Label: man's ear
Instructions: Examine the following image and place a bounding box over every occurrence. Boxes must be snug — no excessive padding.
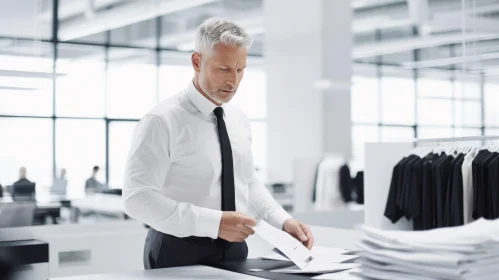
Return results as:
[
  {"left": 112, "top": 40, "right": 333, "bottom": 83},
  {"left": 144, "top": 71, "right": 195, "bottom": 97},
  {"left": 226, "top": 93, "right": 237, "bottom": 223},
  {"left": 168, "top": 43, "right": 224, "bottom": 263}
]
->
[{"left": 192, "top": 52, "right": 201, "bottom": 73}]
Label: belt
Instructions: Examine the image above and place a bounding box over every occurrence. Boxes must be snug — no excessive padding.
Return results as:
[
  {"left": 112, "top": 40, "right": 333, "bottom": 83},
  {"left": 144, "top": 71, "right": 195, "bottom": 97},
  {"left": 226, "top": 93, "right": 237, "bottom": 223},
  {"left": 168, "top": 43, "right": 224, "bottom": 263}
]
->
[{"left": 181, "top": 236, "right": 233, "bottom": 248}]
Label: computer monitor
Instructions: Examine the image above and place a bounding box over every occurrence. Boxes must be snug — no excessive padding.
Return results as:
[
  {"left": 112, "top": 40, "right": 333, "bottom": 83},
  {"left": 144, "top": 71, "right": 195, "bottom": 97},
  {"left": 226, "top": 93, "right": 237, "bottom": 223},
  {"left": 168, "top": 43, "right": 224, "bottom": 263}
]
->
[
  {"left": 12, "top": 182, "right": 36, "bottom": 199},
  {"left": 51, "top": 179, "right": 67, "bottom": 195}
]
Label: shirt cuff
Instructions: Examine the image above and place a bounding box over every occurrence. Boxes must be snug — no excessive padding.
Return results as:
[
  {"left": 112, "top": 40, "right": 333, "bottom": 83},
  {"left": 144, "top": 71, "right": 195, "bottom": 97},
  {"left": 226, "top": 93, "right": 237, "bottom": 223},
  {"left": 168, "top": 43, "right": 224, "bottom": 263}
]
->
[
  {"left": 195, "top": 207, "right": 223, "bottom": 239},
  {"left": 266, "top": 210, "right": 293, "bottom": 231}
]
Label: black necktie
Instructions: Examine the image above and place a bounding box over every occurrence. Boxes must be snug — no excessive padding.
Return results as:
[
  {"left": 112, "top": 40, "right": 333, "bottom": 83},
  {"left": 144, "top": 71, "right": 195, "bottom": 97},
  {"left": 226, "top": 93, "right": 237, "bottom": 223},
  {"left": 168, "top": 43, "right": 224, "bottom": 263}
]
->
[{"left": 213, "top": 107, "right": 236, "bottom": 211}]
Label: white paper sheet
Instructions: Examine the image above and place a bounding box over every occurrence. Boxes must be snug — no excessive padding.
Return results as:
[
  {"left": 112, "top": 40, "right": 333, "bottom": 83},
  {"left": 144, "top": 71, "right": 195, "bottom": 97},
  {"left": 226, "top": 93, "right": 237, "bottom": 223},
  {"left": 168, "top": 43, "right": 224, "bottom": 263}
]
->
[
  {"left": 269, "top": 262, "right": 359, "bottom": 274},
  {"left": 253, "top": 220, "right": 315, "bottom": 269},
  {"left": 260, "top": 252, "right": 357, "bottom": 263}
]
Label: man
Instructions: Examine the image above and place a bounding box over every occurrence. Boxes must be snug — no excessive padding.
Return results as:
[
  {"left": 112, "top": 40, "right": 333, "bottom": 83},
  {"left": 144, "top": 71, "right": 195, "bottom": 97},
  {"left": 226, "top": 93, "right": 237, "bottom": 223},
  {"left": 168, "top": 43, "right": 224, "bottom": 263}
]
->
[
  {"left": 85, "top": 166, "right": 104, "bottom": 194},
  {"left": 13, "top": 167, "right": 32, "bottom": 186},
  {"left": 59, "top": 168, "right": 67, "bottom": 180},
  {"left": 123, "top": 18, "right": 314, "bottom": 270}
]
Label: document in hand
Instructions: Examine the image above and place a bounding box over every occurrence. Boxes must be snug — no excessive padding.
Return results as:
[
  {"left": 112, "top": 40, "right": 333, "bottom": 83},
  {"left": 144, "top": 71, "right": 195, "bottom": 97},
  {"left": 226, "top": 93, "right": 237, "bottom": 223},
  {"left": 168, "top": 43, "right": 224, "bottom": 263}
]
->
[
  {"left": 260, "top": 247, "right": 357, "bottom": 263},
  {"left": 253, "top": 220, "right": 360, "bottom": 274},
  {"left": 253, "top": 220, "right": 315, "bottom": 269}
]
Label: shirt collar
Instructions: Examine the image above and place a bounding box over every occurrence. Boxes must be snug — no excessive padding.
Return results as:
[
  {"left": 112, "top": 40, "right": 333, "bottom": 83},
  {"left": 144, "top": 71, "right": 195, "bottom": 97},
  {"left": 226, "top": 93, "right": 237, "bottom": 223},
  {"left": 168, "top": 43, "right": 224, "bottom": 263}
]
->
[{"left": 186, "top": 80, "right": 225, "bottom": 117}]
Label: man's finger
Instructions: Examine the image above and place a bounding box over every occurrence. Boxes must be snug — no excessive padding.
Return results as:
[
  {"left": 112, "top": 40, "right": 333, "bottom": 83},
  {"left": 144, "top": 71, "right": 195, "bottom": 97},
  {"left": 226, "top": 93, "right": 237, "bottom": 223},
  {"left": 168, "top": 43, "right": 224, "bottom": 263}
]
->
[
  {"left": 240, "top": 224, "right": 255, "bottom": 235},
  {"left": 242, "top": 216, "right": 257, "bottom": 227},
  {"left": 294, "top": 224, "right": 308, "bottom": 241},
  {"left": 304, "top": 237, "right": 314, "bottom": 250},
  {"left": 301, "top": 224, "right": 313, "bottom": 239}
]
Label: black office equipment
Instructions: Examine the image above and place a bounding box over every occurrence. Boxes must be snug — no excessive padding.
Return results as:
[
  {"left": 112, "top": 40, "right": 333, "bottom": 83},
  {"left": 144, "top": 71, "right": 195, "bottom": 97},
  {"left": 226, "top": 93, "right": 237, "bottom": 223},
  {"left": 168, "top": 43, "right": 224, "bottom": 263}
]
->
[{"left": 12, "top": 182, "right": 36, "bottom": 200}]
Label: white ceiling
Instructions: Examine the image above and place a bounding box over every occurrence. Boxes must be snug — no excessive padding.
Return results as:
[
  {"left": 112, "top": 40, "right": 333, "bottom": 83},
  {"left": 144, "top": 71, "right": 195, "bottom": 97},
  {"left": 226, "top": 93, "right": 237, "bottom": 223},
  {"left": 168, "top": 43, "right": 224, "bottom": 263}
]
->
[{"left": 2, "top": 0, "right": 499, "bottom": 75}]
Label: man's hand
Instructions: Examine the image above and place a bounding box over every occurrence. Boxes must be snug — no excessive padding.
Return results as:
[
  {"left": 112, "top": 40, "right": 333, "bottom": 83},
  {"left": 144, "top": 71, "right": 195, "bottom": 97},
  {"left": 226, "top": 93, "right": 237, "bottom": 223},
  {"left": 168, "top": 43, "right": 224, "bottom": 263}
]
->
[
  {"left": 283, "top": 218, "right": 314, "bottom": 250},
  {"left": 218, "top": 212, "right": 257, "bottom": 242}
]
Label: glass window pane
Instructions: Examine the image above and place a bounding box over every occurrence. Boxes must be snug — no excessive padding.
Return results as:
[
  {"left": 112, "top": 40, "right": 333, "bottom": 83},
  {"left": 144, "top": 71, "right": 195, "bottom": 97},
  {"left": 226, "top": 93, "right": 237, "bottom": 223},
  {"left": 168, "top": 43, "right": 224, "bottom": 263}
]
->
[
  {"left": 455, "top": 81, "right": 481, "bottom": 99},
  {"left": 485, "top": 129, "right": 499, "bottom": 136},
  {"left": 352, "top": 125, "right": 379, "bottom": 166},
  {"left": 56, "top": 119, "right": 106, "bottom": 196},
  {"left": 107, "top": 49, "right": 157, "bottom": 119},
  {"left": 484, "top": 83, "right": 499, "bottom": 126},
  {"left": 351, "top": 76, "right": 379, "bottom": 124},
  {"left": 381, "top": 77, "right": 415, "bottom": 125},
  {"left": 454, "top": 100, "right": 482, "bottom": 127},
  {"left": 231, "top": 70, "right": 267, "bottom": 119},
  {"left": 381, "top": 126, "right": 414, "bottom": 142},
  {"left": 0, "top": 46, "right": 54, "bottom": 116},
  {"left": 0, "top": 0, "right": 52, "bottom": 39},
  {"left": 250, "top": 122, "right": 267, "bottom": 171},
  {"left": 454, "top": 128, "right": 482, "bottom": 137},
  {"left": 418, "top": 99, "right": 452, "bottom": 125},
  {"left": 56, "top": 44, "right": 105, "bottom": 117},
  {"left": 0, "top": 118, "right": 53, "bottom": 189},
  {"left": 111, "top": 18, "right": 156, "bottom": 48},
  {"left": 109, "top": 121, "right": 138, "bottom": 189},
  {"left": 417, "top": 127, "right": 453, "bottom": 139},
  {"left": 418, "top": 78, "right": 452, "bottom": 98},
  {"left": 158, "top": 64, "right": 192, "bottom": 102}
]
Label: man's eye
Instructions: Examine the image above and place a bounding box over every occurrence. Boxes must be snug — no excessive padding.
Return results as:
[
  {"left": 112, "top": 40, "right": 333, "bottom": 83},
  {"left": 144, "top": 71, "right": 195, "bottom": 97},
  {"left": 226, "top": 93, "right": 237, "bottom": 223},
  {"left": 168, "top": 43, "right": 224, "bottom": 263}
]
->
[{"left": 220, "top": 68, "right": 229, "bottom": 72}]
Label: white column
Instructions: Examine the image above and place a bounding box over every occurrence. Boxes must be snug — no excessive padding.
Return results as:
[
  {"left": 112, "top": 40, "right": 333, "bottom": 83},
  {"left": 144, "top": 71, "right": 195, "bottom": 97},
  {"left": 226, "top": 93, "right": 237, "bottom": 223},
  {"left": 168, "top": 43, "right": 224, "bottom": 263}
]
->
[{"left": 265, "top": 0, "right": 352, "bottom": 182}]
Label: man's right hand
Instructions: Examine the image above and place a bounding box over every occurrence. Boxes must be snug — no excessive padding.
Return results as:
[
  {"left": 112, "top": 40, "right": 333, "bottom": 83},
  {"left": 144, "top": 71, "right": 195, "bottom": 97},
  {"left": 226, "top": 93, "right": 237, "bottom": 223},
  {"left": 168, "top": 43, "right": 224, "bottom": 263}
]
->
[{"left": 218, "top": 212, "right": 257, "bottom": 242}]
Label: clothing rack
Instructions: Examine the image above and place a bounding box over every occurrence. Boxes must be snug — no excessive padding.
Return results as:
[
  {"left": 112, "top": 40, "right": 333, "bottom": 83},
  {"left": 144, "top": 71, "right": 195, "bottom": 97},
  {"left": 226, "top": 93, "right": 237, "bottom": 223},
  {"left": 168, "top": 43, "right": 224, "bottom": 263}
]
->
[{"left": 414, "top": 135, "right": 499, "bottom": 147}]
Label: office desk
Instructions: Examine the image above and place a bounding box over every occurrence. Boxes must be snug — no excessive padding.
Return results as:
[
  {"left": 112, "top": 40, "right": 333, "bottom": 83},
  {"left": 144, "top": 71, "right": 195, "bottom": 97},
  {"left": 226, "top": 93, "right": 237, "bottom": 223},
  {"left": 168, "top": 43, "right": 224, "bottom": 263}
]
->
[
  {"left": 49, "top": 265, "right": 266, "bottom": 280},
  {"left": 70, "top": 194, "right": 126, "bottom": 222},
  {"left": 49, "top": 225, "right": 361, "bottom": 280}
]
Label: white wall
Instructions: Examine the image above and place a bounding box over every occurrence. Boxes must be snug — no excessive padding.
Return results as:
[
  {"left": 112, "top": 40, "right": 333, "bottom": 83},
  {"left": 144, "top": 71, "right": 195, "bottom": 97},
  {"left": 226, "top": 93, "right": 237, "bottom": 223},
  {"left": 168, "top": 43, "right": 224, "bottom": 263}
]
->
[{"left": 265, "top": 0, "right": 352, "bottom": 183}]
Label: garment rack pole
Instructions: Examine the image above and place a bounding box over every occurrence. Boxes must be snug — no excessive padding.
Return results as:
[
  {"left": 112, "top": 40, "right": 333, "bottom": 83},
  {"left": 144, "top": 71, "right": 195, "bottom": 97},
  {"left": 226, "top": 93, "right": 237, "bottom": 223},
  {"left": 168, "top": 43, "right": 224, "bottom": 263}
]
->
[{"left": 414, "top": 135, "right": 499, "bottom": 147}]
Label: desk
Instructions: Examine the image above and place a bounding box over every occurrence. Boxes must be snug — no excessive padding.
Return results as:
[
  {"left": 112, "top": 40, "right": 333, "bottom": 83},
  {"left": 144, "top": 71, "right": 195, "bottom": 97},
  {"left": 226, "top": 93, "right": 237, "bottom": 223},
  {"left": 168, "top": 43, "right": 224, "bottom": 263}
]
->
[
  {"left": 49, "top": 225, "right": 361, "bottom": 280},
  {"left": 70, "top": 194, "right": 126, "bottom": 222},
  {"left": 49, "top": 265, "right": 265, "bottom": 280}
]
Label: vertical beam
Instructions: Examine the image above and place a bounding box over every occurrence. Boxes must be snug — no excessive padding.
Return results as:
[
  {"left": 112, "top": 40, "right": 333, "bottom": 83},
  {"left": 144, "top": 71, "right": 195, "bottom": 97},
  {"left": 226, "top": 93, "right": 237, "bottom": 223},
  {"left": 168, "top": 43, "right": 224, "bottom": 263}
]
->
[
  {"left": 52, "top": 0, "right": 59, "bottom": 180},
  {"left": 105, "top": 31, "right": 111, "bottom": 184}
]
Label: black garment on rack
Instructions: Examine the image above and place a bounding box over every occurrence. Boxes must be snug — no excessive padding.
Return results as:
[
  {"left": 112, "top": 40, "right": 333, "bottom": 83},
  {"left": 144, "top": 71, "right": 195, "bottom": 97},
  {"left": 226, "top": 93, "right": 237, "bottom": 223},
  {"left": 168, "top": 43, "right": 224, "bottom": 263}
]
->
[
  {"left": 421, "top": 154, "right": 436, "bottom": 230},
  {"left": 339, "top": 164, "right": 352, "bottom": 203},
  {"left": 477, "top": 151, "right": 495, "bottom": 219},
  {"left": 384, "top": 155, "right": 416, "bottom": 223},
  {"left": 353, "top": 171, "right": 364, "bottom": 204},
  {"left": 489, "top": 155, "right": 499, "bottom": 218},
  {"left": 434, "top": 155, "right": 454, "bottom": 228},
  {"left": 399, "top": 156, "right": 421, "bottom": 220},
  {"left": 409, "top": 157, "right": 425, "bottom": 230},
  {"left": 444, "top": 154, "right": 465, "bottom": 227},
  {"left": 472, "top": 150, "right": 489, "bottom": 220}
]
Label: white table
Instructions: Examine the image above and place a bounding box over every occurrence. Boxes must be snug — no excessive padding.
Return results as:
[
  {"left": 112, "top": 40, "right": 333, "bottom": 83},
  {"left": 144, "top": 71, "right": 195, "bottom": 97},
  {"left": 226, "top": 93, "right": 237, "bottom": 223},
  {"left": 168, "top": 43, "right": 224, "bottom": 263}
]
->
[
  {"left": 48, "top": 265, "right": 266, "bottom": 280},
  {"left": 70, "top": 194, "right": 125, "bottom": 222},
  {"left": 49, "top": 225, "right": 361, "bottom": 280}
]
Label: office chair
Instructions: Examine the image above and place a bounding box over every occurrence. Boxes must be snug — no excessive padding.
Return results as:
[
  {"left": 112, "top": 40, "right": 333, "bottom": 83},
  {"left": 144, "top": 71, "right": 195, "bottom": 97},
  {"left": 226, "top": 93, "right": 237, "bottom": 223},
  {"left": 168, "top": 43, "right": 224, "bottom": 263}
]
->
[
  {"left": 12, "top": 183, "right": 36, "bottom": 201},
  {"left": 0, "top": 202, "right": 35, "bottom": 228}
]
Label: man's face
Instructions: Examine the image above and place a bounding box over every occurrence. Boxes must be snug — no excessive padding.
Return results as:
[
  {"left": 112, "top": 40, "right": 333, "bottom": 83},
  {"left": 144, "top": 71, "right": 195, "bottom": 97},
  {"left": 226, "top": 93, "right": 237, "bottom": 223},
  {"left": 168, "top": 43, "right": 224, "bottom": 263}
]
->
[{"left": 193, "top": 43, "right": 247, "bottom": 104}]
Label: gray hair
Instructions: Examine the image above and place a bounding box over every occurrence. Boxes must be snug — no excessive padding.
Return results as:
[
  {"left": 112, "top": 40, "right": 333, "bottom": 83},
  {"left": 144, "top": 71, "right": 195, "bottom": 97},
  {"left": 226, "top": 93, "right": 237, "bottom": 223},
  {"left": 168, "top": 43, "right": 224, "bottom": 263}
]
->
[{"left": 195, "top": 18, "right": 253, "bottom": 55}]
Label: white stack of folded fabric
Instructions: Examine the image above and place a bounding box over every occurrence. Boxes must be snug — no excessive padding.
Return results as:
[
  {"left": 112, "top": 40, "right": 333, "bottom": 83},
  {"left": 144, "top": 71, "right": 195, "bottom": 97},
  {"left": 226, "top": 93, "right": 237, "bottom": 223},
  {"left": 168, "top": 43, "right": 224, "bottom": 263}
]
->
[{"left": 353, "top": 218, "right": 499, "bottom": 280}]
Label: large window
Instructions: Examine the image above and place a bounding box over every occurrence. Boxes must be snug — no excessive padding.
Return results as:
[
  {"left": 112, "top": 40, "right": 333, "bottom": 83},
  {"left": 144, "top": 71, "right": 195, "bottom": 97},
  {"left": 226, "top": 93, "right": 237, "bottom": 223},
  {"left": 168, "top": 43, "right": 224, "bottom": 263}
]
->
[
  {"left": 56, "top": 119, "right": 106, "bottom": 196},
  {"left": 107, "top": 49, "right": 157, "bottom": 119},
  {"left": 0, "top": 118, "right": 53, "bottom": 189},
  {"left": 351, "top": 72, "right": 487, "bottom": 166},
  {"left": 109, "top": 121, "right": 138, "bottom": 189},
  {"left": 56, "top": 44, "right": 106, "bottom": 118}
]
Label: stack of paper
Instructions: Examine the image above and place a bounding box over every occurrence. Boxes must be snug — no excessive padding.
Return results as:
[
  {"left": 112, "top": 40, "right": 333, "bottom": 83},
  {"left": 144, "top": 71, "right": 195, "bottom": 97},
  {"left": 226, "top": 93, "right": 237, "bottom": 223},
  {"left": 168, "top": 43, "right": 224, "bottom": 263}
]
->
[
  {"left": 253, "top": 220, "right": 359, "bottom": 275},
  {"left": 354, "top": 218, "right": 499, "bottom": 280}
]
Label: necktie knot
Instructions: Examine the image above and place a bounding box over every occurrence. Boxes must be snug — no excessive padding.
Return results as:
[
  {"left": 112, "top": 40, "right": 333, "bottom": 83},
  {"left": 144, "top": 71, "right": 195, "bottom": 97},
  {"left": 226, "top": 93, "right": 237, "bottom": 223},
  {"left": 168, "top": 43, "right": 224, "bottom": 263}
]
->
[{"left": 214, "top": 107, "right": 224, "bottom": 119}]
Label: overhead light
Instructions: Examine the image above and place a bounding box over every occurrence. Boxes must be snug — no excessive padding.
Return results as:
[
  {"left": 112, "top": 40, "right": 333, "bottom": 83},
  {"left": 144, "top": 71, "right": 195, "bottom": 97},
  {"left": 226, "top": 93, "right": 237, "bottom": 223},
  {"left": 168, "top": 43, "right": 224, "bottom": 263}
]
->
[
  {"left": 0, "top": 70, "right": 65, "bottom": 79},
  {"left": 0, "top": 86, "right": 36, "bottom": 91}
]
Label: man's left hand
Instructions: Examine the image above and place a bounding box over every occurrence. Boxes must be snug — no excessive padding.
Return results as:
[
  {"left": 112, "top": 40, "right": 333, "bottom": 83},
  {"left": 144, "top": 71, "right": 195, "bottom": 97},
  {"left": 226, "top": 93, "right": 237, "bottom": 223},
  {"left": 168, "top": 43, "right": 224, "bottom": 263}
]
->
[{"left": 282, "top": 218, "right": 314, "bottom": 250}]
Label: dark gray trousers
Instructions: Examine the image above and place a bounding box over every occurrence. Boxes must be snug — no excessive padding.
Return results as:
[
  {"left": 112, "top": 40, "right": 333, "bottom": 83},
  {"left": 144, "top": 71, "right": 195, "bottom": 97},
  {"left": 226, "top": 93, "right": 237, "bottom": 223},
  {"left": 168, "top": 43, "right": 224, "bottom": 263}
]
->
[{"left": 144, "top": 228, "right": 248, "bottom": 269}]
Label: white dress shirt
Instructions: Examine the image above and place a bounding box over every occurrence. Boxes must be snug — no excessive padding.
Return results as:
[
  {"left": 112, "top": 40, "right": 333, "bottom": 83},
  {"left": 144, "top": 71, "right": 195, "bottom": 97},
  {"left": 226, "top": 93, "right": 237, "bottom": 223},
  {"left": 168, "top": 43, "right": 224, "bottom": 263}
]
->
[{"left": 123, "top": 81, "right": 291, "bottom": 239}]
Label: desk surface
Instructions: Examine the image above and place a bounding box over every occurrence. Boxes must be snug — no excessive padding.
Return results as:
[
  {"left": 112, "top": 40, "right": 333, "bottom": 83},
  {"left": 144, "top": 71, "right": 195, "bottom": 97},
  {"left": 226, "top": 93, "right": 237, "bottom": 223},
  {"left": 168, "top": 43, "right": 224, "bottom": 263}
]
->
[{"left": 49, "top": 265, "right": 265, "bottom": 280}]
